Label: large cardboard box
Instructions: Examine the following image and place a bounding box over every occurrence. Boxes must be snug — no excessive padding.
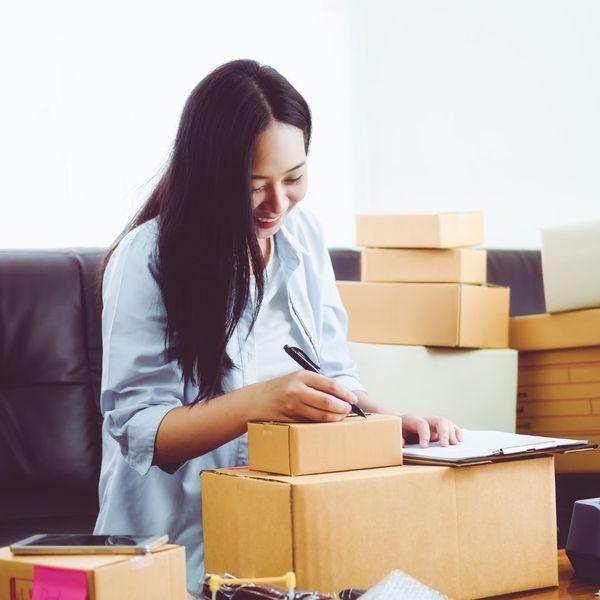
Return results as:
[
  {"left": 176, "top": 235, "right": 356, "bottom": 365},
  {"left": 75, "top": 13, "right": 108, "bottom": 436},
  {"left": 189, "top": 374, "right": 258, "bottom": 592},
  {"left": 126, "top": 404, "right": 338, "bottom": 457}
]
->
[
  {"left": 356, "top": 212, "right": 484, "bottom": 249},
  {"left": 338, "top": 281, "right": 509, "bottom": 348},
  {"left": 248, "top": 414, "right": 403, "bottom": 476},
  {"left": 349, "top": 342, "right": 518, "bottom": 431},
  {"left": 0, "top": 545, "right": 186, "bottom": 600},
  {"left": 360, "top": 247, "right": 487, "bottom": 283},
  {"left": 541, "top": 219, "right": 600, "bottom": 313},
  {"left": 516, "top": 346, "right": 600, "bottom": 472},
  {"left": 202, "top": 459, "right": 557, "bottom": 599},
  {"left": 509, "top": 309, "right": 600, "bottom": 351}
]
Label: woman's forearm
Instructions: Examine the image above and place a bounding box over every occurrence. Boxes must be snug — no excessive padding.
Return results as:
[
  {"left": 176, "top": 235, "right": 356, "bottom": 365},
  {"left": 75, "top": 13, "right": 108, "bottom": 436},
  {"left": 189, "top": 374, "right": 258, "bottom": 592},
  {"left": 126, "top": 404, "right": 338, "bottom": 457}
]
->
[{"left": 153, "top": 386, "right": 254, "bottom": 466}]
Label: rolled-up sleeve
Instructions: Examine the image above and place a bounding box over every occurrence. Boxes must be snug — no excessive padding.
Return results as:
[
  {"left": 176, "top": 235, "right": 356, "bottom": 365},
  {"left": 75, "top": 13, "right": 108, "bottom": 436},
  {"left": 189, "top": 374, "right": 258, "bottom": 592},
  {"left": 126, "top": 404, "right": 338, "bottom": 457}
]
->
[{"left": 100, "top": 224, "right": 185, "bottom": 475}]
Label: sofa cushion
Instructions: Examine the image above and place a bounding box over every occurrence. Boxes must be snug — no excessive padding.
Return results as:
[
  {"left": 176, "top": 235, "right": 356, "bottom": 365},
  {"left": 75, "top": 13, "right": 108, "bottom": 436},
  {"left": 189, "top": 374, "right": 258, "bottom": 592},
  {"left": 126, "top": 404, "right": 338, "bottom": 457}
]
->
[{"left": 0, "top": 249, "right": 103, "bottom": 528}]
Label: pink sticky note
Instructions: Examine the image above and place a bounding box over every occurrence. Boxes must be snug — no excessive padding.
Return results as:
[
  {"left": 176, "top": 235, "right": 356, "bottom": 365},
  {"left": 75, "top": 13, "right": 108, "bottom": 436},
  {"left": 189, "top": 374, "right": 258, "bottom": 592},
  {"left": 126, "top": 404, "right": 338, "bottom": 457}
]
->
[{"left": 31, "top": 566, "right": 88, "bottom": 600}]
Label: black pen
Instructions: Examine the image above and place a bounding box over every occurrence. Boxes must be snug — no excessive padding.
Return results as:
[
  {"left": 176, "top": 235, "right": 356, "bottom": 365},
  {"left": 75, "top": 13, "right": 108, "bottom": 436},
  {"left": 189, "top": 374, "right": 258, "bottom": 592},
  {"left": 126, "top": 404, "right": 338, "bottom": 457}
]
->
[{"left": 283, "top": 344, "right": 367, "bottom": 418}]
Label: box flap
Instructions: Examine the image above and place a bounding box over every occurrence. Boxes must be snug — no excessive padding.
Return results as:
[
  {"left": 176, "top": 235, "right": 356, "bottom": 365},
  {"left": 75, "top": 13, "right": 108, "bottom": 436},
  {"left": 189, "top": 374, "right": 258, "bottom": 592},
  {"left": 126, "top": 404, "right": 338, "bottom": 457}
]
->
[
  {"left": 248, "top": 422, "right": 291, "bottom": 474},
  {"left": 201, "top": 471, "right": 294, "bottom": 578}
]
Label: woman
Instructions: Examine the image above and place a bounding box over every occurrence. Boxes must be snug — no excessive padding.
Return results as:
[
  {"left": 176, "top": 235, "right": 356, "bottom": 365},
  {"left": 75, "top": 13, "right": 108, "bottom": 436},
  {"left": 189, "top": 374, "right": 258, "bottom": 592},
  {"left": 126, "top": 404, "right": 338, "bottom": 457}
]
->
[{"left": 94, "top": 59, "right": 461, "bottom": 596}]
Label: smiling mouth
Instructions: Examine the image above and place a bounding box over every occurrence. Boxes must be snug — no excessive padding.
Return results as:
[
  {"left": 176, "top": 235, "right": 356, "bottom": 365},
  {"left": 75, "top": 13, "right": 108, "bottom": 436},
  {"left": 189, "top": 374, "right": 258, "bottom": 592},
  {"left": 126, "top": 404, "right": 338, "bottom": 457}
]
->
[{"left": 255, "top": 215, "right": 282, "bottom": 229}]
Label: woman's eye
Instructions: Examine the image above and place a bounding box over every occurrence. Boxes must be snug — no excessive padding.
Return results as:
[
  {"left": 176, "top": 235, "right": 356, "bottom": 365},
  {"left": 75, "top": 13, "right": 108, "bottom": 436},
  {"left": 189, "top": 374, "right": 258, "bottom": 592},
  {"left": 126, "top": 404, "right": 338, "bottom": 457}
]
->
[
  {"left": 252, "top": 185, "right": 266, "bottom": 193},
  {"left": 285, "top": 175, "right": 303, "bottom": 185}
]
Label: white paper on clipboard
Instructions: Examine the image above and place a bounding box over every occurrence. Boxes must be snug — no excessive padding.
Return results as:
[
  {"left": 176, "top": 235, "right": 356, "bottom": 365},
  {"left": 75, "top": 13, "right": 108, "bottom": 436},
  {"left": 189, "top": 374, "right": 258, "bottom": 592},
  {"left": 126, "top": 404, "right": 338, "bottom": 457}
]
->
[{"left": 403, "top": 430, "right": 587, "bottom": 462}]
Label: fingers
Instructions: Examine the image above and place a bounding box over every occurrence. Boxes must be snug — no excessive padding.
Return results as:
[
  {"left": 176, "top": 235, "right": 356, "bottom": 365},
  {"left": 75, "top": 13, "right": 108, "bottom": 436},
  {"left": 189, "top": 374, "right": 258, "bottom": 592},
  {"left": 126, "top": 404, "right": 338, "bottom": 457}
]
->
[
  {"left": 277, "top": 372, "right": 354, "bottom": 422},
  {"left": 401, "top": 414, "right": 462, "bottom": 448},
  {"left": 301, "top": 372, "right": 358, "bottom": 406},
  {"left": 303, "top": 389, "right": 353, "bottom": 416}
]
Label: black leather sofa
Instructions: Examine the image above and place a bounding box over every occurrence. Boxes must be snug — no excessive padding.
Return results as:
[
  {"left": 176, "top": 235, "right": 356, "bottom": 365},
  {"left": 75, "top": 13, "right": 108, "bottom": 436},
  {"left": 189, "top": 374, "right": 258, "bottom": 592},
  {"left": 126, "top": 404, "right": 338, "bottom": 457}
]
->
[{"left": 0, "top": 247, "right": 596, "bottom": 548}]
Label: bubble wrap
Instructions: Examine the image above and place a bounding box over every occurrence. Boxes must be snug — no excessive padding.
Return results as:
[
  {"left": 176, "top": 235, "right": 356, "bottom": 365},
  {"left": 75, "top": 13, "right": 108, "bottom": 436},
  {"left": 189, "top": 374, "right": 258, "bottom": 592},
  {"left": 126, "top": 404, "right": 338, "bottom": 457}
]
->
[{"left": 359, "top": 570, "right": 450, "bottom": 600}]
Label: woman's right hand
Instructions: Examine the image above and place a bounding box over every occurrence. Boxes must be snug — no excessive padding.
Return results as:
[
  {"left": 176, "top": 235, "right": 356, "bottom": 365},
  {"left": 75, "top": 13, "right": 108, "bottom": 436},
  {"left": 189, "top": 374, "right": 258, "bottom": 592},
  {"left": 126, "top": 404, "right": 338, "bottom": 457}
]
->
[{"left": 246, "top": 371, "right": 357, "bottom": 423}]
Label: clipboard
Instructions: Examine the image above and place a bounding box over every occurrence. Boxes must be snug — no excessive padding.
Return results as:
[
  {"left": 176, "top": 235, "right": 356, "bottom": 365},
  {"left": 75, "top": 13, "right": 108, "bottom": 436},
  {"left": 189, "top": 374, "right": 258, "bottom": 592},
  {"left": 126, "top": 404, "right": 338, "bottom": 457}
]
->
[{"left": 402, "top": 430, "right": 598, "bottom": 467}]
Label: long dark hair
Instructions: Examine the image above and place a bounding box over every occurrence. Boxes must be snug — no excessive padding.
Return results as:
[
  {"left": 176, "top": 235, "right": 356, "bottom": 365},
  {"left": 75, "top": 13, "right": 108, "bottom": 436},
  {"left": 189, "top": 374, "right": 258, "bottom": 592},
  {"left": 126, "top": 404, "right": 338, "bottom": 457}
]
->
[{"left": 101, "top": 59, "right": 312, "bottom": 400}]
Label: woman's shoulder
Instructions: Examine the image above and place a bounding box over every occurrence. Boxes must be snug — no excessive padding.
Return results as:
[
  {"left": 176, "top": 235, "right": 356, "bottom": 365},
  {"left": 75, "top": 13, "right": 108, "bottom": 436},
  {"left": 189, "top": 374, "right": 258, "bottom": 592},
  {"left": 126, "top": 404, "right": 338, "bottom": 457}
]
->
[
  {"left": 112, "top": 218, "right": 159, "bottom": 261},
  {"left": 105, "top": 217, "right": 160, "bottom": 282}
]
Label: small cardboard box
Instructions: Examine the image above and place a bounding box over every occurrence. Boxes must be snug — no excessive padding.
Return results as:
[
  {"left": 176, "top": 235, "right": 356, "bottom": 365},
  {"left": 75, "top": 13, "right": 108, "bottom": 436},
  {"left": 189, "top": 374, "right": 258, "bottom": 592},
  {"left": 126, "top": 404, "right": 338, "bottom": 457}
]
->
[
  {"left": 349, "top": 343, "right": 517, "bottom": 432},
  {"left": 509, "top": 309, "right": 600, "bottom": 351},
  {"left": 0, "top": 545, "right": 186, "bottom": 600},
  {"left": 337, "top": 281, "right": 509, "bottom": 348},
  {"left": 541, "top": 219, "right": 600, "bottom": 313},
  {"left": 248, "top": 414, "right": 403, "bottom": 475},
  {"left": 356, "top": 212, "right": 484, "bottom": 249},
  {"left": 360, "top": 248, "right": 487, "bottom": 283},
  {"left": 202, "top": 458, "right": 557, "bottom": 599}
]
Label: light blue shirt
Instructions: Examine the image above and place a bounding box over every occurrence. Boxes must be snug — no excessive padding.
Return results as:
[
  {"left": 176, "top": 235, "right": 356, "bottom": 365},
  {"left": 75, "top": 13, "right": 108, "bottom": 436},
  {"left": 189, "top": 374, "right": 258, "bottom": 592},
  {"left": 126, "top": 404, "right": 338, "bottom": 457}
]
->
[{"left": 93, "top": 206, "right": 365, "bottom": 595}]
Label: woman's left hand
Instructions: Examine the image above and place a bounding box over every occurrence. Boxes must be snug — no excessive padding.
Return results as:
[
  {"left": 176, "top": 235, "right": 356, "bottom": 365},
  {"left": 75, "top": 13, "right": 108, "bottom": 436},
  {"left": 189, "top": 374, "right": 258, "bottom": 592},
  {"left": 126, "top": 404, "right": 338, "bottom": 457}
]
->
[
  {"left": 400, "top": 414, "right": 462, "bottom": 448},
  {"left": 352, "top": 390, "right": 462, "bottom": 449}
]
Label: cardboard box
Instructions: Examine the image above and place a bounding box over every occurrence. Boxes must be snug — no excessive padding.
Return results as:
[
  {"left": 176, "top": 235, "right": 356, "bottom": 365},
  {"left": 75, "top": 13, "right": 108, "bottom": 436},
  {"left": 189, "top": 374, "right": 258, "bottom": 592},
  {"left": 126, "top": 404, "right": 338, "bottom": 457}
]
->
[
  {"left": 356, "top": 212, "right": 484, "bottom": 249},
  {"left": 0, "top": 545, "right": 186, "bottom": 600},
  {"left": 338, "top": 281, "right": 509, "bottom": 348},
  {"left": 349, "top": 342, "right": 518, "bottom": 432},
  {"left": 516, "top": 346, "right": 600, "bottom": 472},
  {"left": 509, "top": 309, "right": 600, "bottom": 351},
  {"left": 360, "top": 248, "right": 487, "bottom": 283},
  {"left": 517, "top": 399, "right": 592, "bottom": 418},
  {"left": 519, "top": 346, "right": 600, "bottom": 367},
  {"left": 517, "top": 416, "right": 600, "bottom": 433},
  {"left": 541, "top": 219, "right": 600, "bottom": 313},
  {"left": 518, "top": 382, "right": 600, "bottom": 402},
  {"left": 554, "top": 435, "right": 600, "bottom": 472},
  {"left": 248, "top": 414, "right": 403, "bottom": 476},
  {"left": 202, "top": 458, "right": 557, "bottom": 599}
]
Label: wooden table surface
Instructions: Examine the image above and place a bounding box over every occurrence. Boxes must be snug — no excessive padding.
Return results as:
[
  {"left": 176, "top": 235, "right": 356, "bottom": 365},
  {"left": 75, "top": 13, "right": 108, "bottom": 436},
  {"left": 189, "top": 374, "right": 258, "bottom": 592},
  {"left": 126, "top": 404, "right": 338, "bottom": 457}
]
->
[{"left": 490, "top": 550, "right": 598, "bottom": 599}]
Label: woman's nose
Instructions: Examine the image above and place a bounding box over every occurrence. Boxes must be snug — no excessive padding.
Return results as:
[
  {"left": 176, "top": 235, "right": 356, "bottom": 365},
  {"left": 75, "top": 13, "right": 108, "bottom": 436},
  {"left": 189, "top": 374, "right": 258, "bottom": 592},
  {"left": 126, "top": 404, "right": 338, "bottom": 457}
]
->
[{"left": 265, "top": 184, "right": 289, "bottom": 214}]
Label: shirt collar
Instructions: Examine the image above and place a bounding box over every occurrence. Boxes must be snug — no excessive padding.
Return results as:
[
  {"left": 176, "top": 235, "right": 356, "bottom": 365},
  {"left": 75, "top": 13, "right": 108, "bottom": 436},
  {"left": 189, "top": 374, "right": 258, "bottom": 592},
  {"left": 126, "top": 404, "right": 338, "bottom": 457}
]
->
[{"left": 275, "top": 217, "right": 308, "bottom": 271}]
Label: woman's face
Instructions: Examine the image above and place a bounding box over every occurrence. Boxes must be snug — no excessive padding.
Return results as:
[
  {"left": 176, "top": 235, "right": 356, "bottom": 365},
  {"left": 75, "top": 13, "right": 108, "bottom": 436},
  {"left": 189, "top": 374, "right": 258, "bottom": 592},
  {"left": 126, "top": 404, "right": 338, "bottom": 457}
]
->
[{"left": 251, "top": 121, "right": 308, "bottom": 241}]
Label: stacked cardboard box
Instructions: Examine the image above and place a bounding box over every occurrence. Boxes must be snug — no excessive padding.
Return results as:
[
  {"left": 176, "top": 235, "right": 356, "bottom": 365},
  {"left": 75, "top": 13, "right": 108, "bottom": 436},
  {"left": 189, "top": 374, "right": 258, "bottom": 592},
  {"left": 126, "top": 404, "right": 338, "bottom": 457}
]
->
[
  {"left": 335, "top": 212, "right": 515, "bottom": 431},
  {"left": 338, "top": 212, "right": 509, "bottom": 348},
  {"left": 202, "top": 417, "right": 558, "bottom": 599},
  {"left": 510, "top": 221, "right": 600, "bottom": 472},
  {"left": 511, "top": 314, "right": 600, "bottom": 473}
]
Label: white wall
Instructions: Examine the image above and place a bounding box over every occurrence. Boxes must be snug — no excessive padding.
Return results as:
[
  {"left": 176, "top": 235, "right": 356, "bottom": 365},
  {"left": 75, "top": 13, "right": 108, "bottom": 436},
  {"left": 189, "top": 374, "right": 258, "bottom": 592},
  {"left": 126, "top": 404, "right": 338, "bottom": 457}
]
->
[
  {"left": 348, "top": 0, "right": 600, "bottom": 248},
  {"left": 1, "top": 1, "right": 599, "bottom": 250},
  {"left": 0, "top": 0, "right": 354, "bottom": 248}
]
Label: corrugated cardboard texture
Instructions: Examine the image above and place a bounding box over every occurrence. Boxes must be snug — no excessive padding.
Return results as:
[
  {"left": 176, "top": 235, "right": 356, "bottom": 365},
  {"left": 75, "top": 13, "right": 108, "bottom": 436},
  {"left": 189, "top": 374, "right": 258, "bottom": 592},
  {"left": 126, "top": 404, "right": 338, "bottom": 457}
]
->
[
  {"left": 454, "top": 459, "right": 558, "bottom": 598},
  {"left": 516, "top": 346, "right": 600, "bottom": 472},
  {"left": 519, "top": 346, "right": 600, "bottom": 367},
  {"left": 459, "top": 284, "right": 509, "bottom": 348},
  {"left": 201, "top": 471, "right": 294, "bottom": 578},
  {"left": 509, "top": 309, "right": 600, "bottom": 351},
  {"left": 202, "top": 459, "right": 557, "bottom": 599},
  {"left": 248, "top": 415, "right": 403, "bottom": 475},
  {"left": 337, "top": 281, "right": 509, "bottom": 348},
  {"left": 291, "top": 466, "right": 460, "bottom": 597},
  {"left": 0, "top": 545, "right": 186, "bottom": 600},
  {"left": 248, "top": 421, "right": 292, "bottom": 474},
  {"left": 355, "top": 212, "right": 484, "bottom": 248},
  {"left": 360, "top": 248, "right": 487, "bottom": 283}
]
